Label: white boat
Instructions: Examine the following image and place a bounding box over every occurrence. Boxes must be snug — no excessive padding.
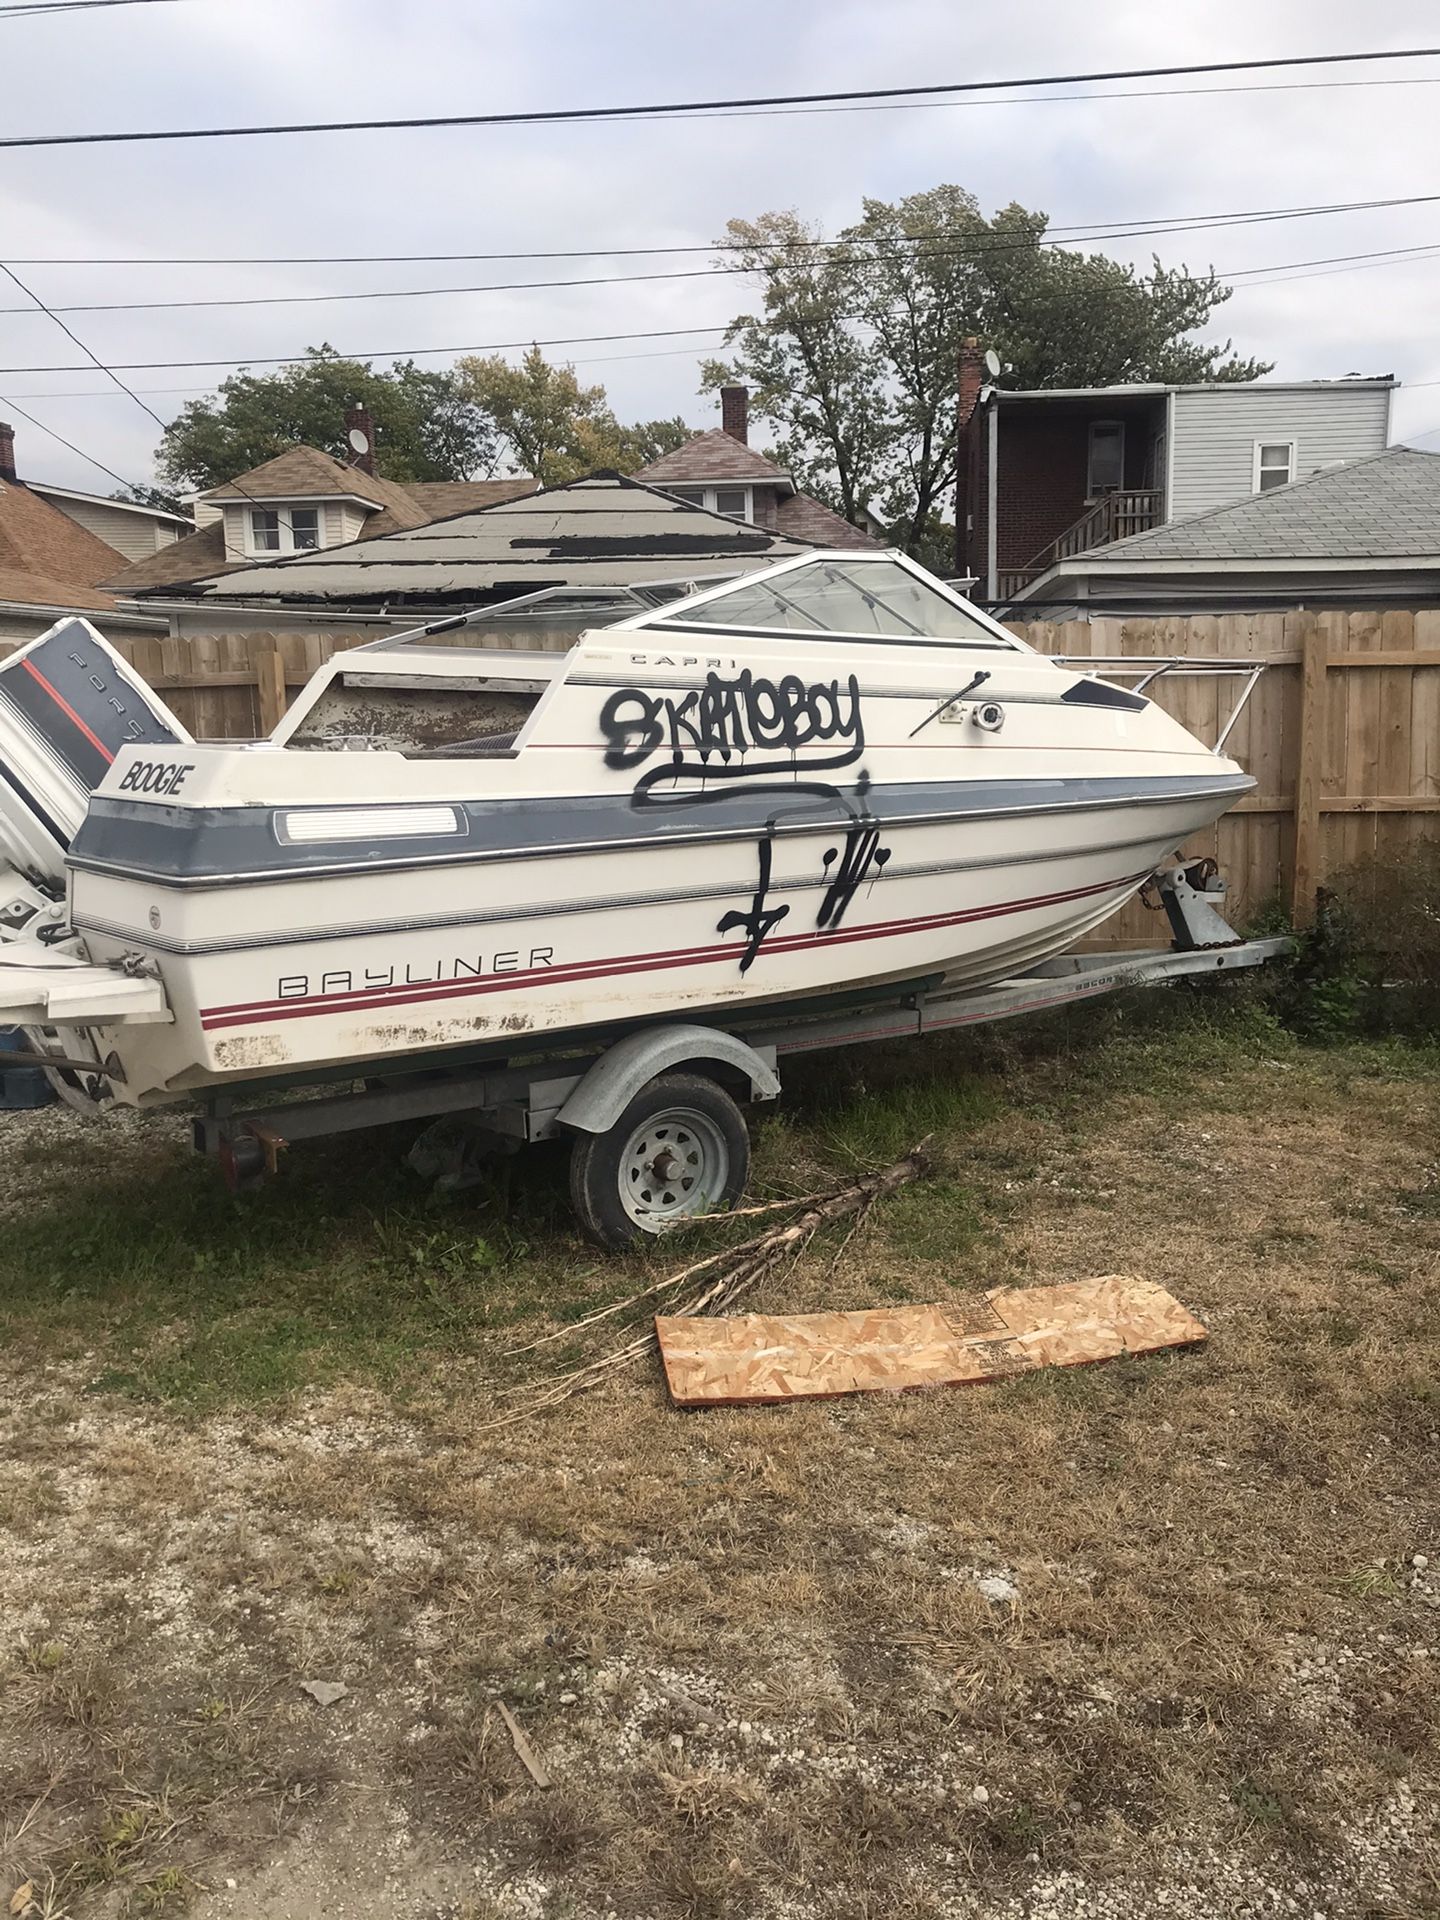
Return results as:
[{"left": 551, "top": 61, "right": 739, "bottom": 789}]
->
[{"left": 0, "top": 550, "right": 1253, "bottom": 1110}]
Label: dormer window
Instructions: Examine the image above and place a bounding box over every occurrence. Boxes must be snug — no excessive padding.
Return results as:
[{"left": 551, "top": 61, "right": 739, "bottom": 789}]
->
[
  {"left": 249, "top": 505, "right": 321, "bottom": 555},
  {"left": 665, "top": 484, "right": 753, "bottom": 522}
]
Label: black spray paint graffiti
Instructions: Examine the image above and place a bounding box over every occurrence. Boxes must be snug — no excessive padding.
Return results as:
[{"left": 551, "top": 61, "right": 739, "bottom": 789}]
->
[
  {"left": 600, "top": 669, "right": 864, "bottom": 798},
  {"left": 716, "top": 836, "right": 791, "bottom": 975},
  {"left": 717, "top": 816, "right": 893, "bottom": 972},
  {"left": 818, "top": 823, "right": 892, "bottom": 930}
]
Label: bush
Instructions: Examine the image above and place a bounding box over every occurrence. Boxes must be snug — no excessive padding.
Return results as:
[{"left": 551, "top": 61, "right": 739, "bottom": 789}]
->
[{"left": 1276, "top": 839, "right": 1440, "bottom": 1037}]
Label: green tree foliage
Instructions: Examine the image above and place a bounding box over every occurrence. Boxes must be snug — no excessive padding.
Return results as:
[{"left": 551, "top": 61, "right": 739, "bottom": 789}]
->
[
  {"left": 456, "top": 345, "right": 689, "bottom": 484},
  {"left": 155, "top": 346, "right": 498, "bottom": 490},
  {"left": 703, "top": 188, "right": 1272, "bottom": 559}
]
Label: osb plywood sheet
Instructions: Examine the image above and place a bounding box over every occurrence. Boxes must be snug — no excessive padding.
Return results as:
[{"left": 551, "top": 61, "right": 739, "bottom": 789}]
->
[{"left": 656, "top": 1275, "right": 1206, "bottom": 1408}]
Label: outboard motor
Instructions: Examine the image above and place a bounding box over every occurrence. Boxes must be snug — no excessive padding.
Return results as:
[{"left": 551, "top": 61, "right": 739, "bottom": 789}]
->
[{"left": 0, "top": 617, "right": 190, "bottom": 1103}]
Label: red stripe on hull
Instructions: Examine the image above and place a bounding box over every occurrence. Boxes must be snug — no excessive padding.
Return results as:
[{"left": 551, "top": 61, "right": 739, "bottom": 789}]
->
[{"left": 198, "top": 868, "right": 1150, "bottom": 1032}]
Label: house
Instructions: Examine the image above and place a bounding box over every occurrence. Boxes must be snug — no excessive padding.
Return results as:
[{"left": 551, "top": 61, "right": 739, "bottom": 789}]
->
[
  {"left": 0, "top": 423, "right": 166, "bottom": 644},
  {"left": 21, "top": 479, "right": 192, "bottom": 563},
  {"left": 1002, "top": 445, "right": 1440, "bottom": 617},
  {"left": 126, "top": 472, "right": 814, "bottom": 625},
  {"left": 632, "top": 387, "right": 886, "bottom": 548},
  {"left": 953, "top": 347, "right": 1396, "bottom": 602},
  {"left": 104, "top": 407, "right": 537, "bottom": 598}
]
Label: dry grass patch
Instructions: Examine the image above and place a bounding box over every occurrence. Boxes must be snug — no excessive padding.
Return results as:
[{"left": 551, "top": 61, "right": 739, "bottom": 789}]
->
[{"left": 0, "top": 1001, "right": 1437, "bottom": 1915}]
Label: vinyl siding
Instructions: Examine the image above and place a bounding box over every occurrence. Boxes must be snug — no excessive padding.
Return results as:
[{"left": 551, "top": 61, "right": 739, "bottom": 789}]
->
[
  {"left": 1169, "top": 386, "right": 1390, "bottom": 520},
  {"left": 33, "top": 495, "right": 185, "bottom": 562}
]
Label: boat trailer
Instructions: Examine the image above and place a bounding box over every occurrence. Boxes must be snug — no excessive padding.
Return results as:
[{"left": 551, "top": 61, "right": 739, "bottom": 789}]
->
[{"left": 191, "top": 859, "right": 1290, "bottom": 1248}]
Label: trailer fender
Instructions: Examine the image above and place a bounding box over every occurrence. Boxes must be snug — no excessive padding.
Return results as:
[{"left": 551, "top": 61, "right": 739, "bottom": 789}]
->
[{"left": 555, "top": 1024, "right": 780, "bottom": 1136}]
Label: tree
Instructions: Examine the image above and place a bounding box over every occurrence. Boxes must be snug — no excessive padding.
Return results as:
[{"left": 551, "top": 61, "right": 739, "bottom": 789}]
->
[
  {"left": 155, "top": 346, "right": 498, "bottom": 490},
  {"left": 703, "top": 188, "right": 1272, "bottom": 561},
  {"left": 456, "top": 345, "right": 689, "bottom": 484}
]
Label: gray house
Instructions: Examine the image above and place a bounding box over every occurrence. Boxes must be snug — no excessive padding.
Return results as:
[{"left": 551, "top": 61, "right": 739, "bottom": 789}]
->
[
  {"left": 953, "top": 356, "right": 1396, "bottom": 603},
  {"left": 1003, "top": 446, "right": 1440, "bottom": 617}
]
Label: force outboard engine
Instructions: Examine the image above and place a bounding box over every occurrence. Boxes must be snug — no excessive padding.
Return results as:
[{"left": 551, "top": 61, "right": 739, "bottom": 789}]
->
[{"left": 0, "top": 617, "right": 190, "bottom": 1103}]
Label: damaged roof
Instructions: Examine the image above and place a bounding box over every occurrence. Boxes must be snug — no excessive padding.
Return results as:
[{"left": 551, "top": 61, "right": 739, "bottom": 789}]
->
[{"left": 149, "top": 472, "right": 815, "bottom": 607}]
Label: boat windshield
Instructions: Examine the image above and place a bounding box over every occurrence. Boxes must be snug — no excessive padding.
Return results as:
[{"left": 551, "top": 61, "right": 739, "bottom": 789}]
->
[{"left": 636, "top": 555, "right": 1020, "bottom": 647}]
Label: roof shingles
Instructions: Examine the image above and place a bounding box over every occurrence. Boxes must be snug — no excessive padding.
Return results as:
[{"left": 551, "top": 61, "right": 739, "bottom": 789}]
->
[{"left": 1090, "top": 447, "right": 1440, "bottom": 563}]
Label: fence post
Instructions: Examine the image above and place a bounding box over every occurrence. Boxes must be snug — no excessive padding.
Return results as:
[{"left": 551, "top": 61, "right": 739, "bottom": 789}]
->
[
  {"left": 256, "top": 644, "right": 288, "bottom": 737},
  {"left": 1291, "top": 615, "right": 1327, "bottom": 925}
]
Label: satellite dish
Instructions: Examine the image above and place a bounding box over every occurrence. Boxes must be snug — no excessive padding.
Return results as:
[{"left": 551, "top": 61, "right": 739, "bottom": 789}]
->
[
  {"left": 983, "top": 348, "right": 1002, "bottom": 379},
  {"left": 347, "top": 426, "right": 371, "bottom": 456}
]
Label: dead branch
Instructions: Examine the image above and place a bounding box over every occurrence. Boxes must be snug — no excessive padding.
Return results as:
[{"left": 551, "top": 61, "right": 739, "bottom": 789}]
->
[{"left": 484, "top": 1139, "right": 930, "bottom": 1427}]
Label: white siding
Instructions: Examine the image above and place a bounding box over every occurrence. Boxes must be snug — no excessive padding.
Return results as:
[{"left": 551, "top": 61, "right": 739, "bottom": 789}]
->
[
  {"left": 221, "top": 503, "right": 250, "bottom": 561},
  {"left": 1169, "top": 385, "right": 1391, "bottom": 521},
  {"left": 338, "top": 502, "right": 371, "bottom": 545},
  {"left": 193, "top": 498, "right": 223, "bottom": 530},
  {"left": 35, "top": 495, "right": 185, "bottom": 562}
]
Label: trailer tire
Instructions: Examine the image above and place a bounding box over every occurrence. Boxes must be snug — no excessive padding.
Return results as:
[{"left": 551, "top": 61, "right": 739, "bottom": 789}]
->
[{"left": 568, "top": 1071, "right": 750, "bottom": 1250}]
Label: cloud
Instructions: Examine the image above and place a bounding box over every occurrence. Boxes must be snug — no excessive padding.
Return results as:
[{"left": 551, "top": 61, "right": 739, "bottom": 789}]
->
[{"left": 1, "top": 0, "right": 1437, "bottom": 489}]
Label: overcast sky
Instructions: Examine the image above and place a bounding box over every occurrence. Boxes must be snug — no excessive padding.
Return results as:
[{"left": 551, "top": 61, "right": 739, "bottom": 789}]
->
[{"left": 2, "top": 0, "right": 1438, "bottom": 494}]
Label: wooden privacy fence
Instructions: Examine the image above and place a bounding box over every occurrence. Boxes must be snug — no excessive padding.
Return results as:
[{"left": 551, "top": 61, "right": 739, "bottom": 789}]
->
[
  {"left": 3, "top": 611, "right": 1438, "bottom": 941},
  {"left": 1016, "top": 608, "right": 1440, "bottom": 944}
]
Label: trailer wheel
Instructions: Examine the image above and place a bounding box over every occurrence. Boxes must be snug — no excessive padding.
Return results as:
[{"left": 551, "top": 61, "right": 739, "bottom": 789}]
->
[{"left": 569, "top": 1071, "right": 750, "bottom": 1250}]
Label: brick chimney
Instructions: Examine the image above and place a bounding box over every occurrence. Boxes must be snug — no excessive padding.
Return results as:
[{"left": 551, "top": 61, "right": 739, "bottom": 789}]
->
[
  {"left": 0, "top": 421, "right": 15, "bottom": 485},
  {"left": 958, "top": 338, "right": 986, "bottom": 429},
  {"left": 343, "top": 404, "right": 376, "bottom": 475},
  {"left": 720, "top": 385, "right": 749, "bottom": 445}
]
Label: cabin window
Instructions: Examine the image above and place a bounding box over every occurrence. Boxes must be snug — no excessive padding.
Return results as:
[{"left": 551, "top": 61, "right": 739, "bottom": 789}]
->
[
  {"left": 656, "top": 556, "right": 1017, "bottom": 646},
  {"left": 1087, "top": 421, "right": 1125, "bottom": 496},
  {"left": 1254, "top": 441, "right": 1295, "bottom": 492}
]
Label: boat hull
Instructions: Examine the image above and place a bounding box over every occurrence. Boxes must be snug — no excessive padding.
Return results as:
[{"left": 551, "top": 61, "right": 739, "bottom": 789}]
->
[{"left": 70, "top": 775, "right": 1238, "bottom": 1100}]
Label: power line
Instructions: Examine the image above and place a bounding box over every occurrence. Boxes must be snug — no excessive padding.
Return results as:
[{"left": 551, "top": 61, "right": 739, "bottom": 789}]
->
[
  {"left": 0, "top": 324, "right": 737, "bottom": 375},
  {"left": 11, "top": 191, "right": 1439, "bottom": 269},
  {"left": 2, "top": 46, "right": 1438, "bottom": 149},
  {"left": 9, "top": 227, "right": 1440, "bottom": 319},
  {"left": 0, "top": 387, "right": 142, "bottom": 490},
  {"left": 0, "top": 260, "right": 170, "bottom": 430},
  {"left": 0, "top": 0, "right": 189, "bottom": 14}
]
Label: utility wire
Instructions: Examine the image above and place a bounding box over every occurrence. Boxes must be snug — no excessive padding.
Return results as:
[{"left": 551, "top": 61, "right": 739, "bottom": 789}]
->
[
  {"left": 2, "top": 46, "right": 1438, "bottom": 148},
  {"left": 0, "top": 0, "right": 190, "bottom": 14},
  {"left": 0, "top": 324, "right": 737, "bottom": 375},
  {"left": 12, "top": 191, "right": 1439, "bottom": 268},
  {"left": 8, "top": 231, "right": 1440, "bottom": 318},
  {"left": 0, "top": 260, "right": 170, "bottom": 430},
  {"left": 0, "top": 387, "right": 142, "bottom": 491}
]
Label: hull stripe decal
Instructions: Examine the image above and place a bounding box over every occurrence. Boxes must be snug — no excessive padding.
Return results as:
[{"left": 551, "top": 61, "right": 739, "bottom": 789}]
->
[{"left": 198, "top": 867, "right": 1150, "bottom": 1032}]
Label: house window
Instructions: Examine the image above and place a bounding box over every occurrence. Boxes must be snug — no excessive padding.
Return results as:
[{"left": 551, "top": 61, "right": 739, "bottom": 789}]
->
[
  {"left": 1087, "top": 421, "right": 1125, "bottom": 496},
  {"left": 289, "top": 507, "right": 320, "bottom": 549},
  {"left": 250, "top": 508, "right": 281, "bottom": 551},
  {"left": 249, "top": 503, "right": 322, "bottom": 554},
  {"left": 1254, "top": 442, "right": 1295, "bottom": 492},
  {"left": 664, "top": 484, "right": 753, "bottom": 522}
]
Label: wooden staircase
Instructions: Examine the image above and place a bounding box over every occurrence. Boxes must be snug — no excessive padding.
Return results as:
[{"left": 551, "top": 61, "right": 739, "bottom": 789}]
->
[{"left": 998, "top": 488, "right": 1164, "bottom": 600}]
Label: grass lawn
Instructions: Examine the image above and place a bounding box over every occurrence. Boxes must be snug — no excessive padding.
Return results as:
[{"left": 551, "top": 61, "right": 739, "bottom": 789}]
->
[{"left": 0, "top": 988, "right": 1437, "bottom": 1919}]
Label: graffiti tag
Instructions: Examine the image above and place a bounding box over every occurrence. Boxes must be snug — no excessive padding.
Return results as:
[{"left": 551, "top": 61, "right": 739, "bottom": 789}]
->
[
  {"left": 717, "top": 836, "right": 791, "bottom": 974},
  {"left": 818, "top": 823, "right": 892, "bottom": 930},
  {"left": 600, "top": 669, "right": 864, "bottom": 797}
]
